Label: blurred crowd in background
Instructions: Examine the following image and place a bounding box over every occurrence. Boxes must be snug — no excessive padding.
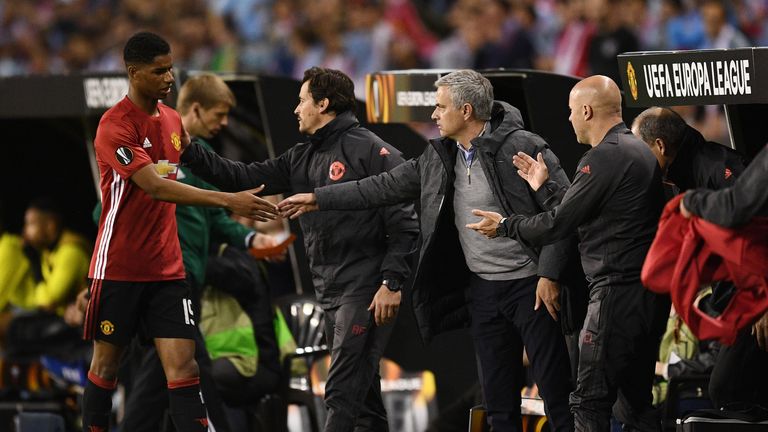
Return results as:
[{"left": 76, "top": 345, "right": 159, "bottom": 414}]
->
[{"left": 2, "top": 0, "right": 760, "bottom": 140}]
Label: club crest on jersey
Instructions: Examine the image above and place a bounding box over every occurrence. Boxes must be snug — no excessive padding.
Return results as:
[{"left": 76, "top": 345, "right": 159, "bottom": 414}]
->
[
  {"left": 171, "top": 132, "right": 182, "bottom": 151},
  {"left": 329, "top": 161, "right": 346, "bottom": 181},
  {"left": 100, "top": 320, "right": 115, "bottom": 336},
  {"left": 115, "top": 147, "right": 133, "bottom": 165}
]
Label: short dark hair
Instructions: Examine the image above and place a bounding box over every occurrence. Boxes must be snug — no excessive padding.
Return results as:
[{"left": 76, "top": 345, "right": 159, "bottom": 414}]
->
[
  {"left": 124, "top": 31, "right": 171, "bottom": 65},
  {"left": 302, "top": 67, "right": 356, "bottom": 115},
  {"left": 27, "top": 197, "right": 62, "bottom": 223},
  {"left": 634, "top": 107, "right": 688, "bottom": 156}
]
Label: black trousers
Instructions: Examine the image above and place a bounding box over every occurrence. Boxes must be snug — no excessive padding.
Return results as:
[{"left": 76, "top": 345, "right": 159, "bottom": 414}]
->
[
  {"left": 468, "top": 274, "right": 574, "bottom": 432},
  {"left": 323, "top": 300, "right": 395, "bottom": 432},
  {"left": 709, "top": 328, "right": 768, "bottom": 409},
  {"left": 570, "top": 281, "right": 669, "bottom": 432}
]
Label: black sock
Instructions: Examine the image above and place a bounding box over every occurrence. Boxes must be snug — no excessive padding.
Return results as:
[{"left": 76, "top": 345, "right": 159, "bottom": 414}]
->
[
  {"left": 168, "top": 377, "right": 208, "bottom": 432},
  {"left": 82, "top": 371, "right": 115, "bottom": 432}
]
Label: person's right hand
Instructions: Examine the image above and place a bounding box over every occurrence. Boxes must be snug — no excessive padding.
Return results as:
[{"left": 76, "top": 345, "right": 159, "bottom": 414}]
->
[
  {"left": 64, "top": 289, "right": 89, "bottom": 327},
  {"left": 227, "top": 185, "right": 279, "bottom": 221},
  {"left": 753, "top": 311, "right": 768, "bottom": 351},
  {"left": 512, "top": 152, "right": 549, "bottom": 191},
  {"left": 680, "top": 195, "right": 692, "bottom": 218},
  {"left": 277, "top": 193, "right": 319, "bottom": 219},
  {"left": 465, "top": 209, "right": 503, "bottom": 238}
]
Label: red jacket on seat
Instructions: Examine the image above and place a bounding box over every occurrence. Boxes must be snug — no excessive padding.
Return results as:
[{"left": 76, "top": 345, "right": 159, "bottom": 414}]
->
[{"left": 642, "top": 194, "right": 768, "bottom": 345}]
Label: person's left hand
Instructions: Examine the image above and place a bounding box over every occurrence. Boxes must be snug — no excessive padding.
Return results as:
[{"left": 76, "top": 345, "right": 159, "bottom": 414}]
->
[
  {"left": 278, "top": 193, "right": 319, "bottom": 219},
  {"left": 179, "top": 126, "right": 191, "bottom": 153},
  {"left": 655, "top": 361, "right": 668, "bottom": 378},
  {"left": 250, "top": 232, "right": 287, "bottom": 262},
  {"left": 753, "top": 311, "right": 768, "bottom": 350},
  {"left": 513, "top": 152, "right": 549, "bottom": 191},
  {"left": 466, "top": 209, "right": 503, "bottom": 238},
  {"left": 368, "top": 286, "right": 401, "bottom": 326}
]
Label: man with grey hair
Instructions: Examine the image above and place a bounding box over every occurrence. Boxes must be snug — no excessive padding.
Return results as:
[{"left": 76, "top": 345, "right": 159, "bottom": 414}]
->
[{"left": 280, "top": 69, "right": 577, "bottom": 431}]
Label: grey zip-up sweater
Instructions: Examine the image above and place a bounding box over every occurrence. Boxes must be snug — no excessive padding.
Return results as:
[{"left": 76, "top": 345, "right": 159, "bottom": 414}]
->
[{"left": 315, "top": 101, "right": 578, "bottom": 343}]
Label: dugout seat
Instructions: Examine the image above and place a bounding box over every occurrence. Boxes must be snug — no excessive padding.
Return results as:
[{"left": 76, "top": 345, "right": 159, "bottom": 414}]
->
[{"left": 252, "top": 294, "right": 327, "bottom": 432}]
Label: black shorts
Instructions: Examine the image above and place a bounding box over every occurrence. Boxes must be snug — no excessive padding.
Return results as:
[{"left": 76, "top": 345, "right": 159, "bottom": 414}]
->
[{"left": 82, "top": 279, "right": 196, "bottom": 346}]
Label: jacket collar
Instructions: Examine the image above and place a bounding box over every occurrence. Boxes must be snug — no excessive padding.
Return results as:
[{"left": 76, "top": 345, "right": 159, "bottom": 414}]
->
[
  {"left": 598, "top": 122, "right": 630, "bottom": 146},
  {"left": 667, "top": 125, "right": 705, "bottom": 187},
  {"left": 429, "top": 136, "right": 459, "bottom": 177},
  {"left": 308, "top": 111, "right": 359, "bottom": 147},
  {"left": 472, "top": 101, "right": 525, "bottom": 153}
]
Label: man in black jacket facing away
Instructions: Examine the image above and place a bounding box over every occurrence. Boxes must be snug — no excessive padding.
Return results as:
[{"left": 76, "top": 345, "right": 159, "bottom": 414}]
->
[
  {"left": 180, "top": 67, "right": 418, "bottom": 431},
  {"left": 631, "top": 106, "right": 746, "bottom": 193},
  {"left": 280, "top": 69, "right": 575, "bottom": 432}
]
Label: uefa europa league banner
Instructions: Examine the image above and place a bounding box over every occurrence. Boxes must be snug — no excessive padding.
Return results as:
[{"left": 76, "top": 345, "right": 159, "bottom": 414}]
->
[
  {"left": 618, "top": 48, "right": 768, "bottom": 107},
  {"left": 365, "top": 71, "right": 448, "bottom": 123}
]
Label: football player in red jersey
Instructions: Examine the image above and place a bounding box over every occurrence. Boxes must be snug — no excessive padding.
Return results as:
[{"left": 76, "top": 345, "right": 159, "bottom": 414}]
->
[{"left": 81, "top": 32, "right": 277, "bottom": 432}]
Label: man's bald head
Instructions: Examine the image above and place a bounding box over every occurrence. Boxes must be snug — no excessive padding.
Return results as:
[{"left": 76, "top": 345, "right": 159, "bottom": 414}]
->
[
  {"left": 570, "top": 75, "right": 622, "bottom": 118},
  {"left": 568, "top": 75, "right": 624, "bottom": 146}
]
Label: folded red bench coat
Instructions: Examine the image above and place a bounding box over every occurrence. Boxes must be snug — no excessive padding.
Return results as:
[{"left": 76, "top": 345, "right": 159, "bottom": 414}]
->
[{"left": 642, "top": 194, "right": 768, "bottom": 345}]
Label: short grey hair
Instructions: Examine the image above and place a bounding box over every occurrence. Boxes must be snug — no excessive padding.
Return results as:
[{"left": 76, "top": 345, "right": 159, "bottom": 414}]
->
[{"left": 435, "top": 70, "right": 494, "bottom": 121}]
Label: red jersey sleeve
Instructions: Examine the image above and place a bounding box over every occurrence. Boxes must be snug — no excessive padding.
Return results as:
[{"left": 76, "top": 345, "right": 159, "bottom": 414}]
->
[{"left": 95, "top": 115, "right": 153, "bottom": 179}]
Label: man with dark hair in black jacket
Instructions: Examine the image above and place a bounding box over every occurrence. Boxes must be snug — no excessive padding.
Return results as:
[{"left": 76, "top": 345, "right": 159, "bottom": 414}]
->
[
  {"left": 180, "top": 66, "right": 418, "bottom": 432},
  {"left": 631, "top": 106, "right": 746, "bottom": 192},
  {"left": 279, "top": 69, "right": 577, "bottom": 432}
]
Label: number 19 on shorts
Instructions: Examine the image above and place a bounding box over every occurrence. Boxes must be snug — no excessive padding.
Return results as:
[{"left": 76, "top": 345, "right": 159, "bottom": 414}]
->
[{"left": 182, "top": 298, "right": 195, "bottom": 325}]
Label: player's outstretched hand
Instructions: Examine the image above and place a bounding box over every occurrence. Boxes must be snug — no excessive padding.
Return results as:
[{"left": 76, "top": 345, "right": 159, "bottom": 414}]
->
[
  {"left": 513, "top": 152, "right": 549, "bottom": 191},
  {"left": 278, "top": 193, "right": 319, "bottom": 219},
  {"left": 228, "top": 185, "right": 279, "bottom": 221}
]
